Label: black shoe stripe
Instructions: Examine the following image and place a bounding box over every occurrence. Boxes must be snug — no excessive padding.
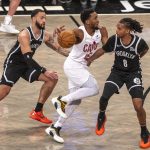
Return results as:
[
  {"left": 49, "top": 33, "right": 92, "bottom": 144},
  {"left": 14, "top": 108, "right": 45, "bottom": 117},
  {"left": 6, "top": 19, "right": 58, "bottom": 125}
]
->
[
  {"left": 54, "top": 102, "right": 58, "bottom": 109},
  {"left": 50, "top": 131, "right": 54, "bottom": 137}
]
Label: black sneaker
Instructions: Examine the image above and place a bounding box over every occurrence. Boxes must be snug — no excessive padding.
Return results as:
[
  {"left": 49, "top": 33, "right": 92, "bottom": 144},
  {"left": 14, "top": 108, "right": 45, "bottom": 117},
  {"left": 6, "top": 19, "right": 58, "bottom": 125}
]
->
[
  {"left": 45, "top": 124, "right": 64, "bottom": 143},
  {"left": 95, "top": 113, "right": 106, "bottom": 136}
]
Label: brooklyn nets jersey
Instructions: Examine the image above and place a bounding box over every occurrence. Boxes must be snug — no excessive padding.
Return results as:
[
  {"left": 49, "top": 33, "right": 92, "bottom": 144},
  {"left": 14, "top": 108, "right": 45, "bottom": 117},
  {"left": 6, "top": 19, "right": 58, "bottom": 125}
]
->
[
  {"left": 102, "top": 34, "right": 149, "bottom": 72},
  {"left": 5, "top": 26, "right": 44, "bottom": 64}
]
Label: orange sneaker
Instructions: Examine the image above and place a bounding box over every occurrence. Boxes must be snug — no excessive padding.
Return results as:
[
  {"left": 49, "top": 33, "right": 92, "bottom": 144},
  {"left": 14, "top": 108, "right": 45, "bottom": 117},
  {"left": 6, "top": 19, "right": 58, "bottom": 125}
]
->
[
  {"left": 95, "top": 115, "right": 106, "bottom": 136},
  {"left": 29, "top": 110, "right": 52, "bottom": 124},
  {"left": 140, "top": 135, "right": 150, "bottom": 149}
]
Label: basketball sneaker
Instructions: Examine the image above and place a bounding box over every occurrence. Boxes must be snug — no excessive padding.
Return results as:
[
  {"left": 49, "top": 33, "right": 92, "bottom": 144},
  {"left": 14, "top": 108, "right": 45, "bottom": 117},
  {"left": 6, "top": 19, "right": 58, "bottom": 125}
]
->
[
  {"left": 29, "top": 110, "right": 52, "bottom": 124},
  {"left": 95, "top": 113, "right": 106, "bottom": 136},
  {"left": 45, "top": 124, "right": 64, "bottom": 143},
  {"left": 0, "top": 23, "right": 19, "bottom": 34},
  {"left": 140, "top": 131, "right": 150, "bottom": 149},
  {"left": 51, "top": 96, "right": 67, "bottom": 118}
]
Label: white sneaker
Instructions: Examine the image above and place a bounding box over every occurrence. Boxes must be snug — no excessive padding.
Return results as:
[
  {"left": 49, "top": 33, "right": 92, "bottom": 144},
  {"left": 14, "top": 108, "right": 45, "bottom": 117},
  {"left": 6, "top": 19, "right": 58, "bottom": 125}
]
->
[
  {"left": 51, "top": 96, "right": 67, "bottom": 118},
  {"left": 45, "top": 124, "right": 64, "bottom": 143},
  {"left": 0, "top": 23, "right": 19, "bottom": 34}
]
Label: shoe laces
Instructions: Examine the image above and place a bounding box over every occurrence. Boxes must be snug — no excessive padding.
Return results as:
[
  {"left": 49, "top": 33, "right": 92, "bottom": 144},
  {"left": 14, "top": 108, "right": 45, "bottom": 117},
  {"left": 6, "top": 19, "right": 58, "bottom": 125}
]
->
[
  {"left": 60, "top": 100, "right": 66, "bottom": 112},
  {"left": 37, "top": 111, "right": 47, "bottom": 119},
  {"left": 58, "top": 96, "right": 67, "bottom": 112}
]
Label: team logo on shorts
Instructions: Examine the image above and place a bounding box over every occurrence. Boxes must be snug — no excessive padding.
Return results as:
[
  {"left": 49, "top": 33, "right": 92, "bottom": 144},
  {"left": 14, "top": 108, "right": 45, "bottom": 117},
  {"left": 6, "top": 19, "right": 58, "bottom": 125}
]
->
[{"left": 133, "top": 78, "right": 141, "bottom": 84}]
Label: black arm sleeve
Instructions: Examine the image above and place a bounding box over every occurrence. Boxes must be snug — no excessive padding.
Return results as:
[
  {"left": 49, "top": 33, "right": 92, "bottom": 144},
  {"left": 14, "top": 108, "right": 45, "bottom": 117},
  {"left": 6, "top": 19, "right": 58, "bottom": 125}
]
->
[
  {"left": 23, "top": 52, "right": 46, "bottom": 73},
  {"left": 137, "top": 38, "right": 149, "bottom": 54},
  {"left": 102, "top": 35, "right": 116, "bottom": 52}
]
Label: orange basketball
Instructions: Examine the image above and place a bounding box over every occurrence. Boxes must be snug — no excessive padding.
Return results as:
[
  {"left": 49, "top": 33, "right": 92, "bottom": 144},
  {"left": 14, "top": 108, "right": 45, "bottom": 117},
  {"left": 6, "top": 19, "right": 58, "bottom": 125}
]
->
[{"left": 57, "top": 30, "right": 76, "bottom": 48}]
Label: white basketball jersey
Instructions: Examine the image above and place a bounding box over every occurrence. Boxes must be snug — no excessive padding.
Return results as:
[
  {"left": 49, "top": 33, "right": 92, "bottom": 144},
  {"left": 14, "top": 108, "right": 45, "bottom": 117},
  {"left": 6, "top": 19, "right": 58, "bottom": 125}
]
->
[{"left": 68, "top": 25, "right": 101, "bottom": 66}]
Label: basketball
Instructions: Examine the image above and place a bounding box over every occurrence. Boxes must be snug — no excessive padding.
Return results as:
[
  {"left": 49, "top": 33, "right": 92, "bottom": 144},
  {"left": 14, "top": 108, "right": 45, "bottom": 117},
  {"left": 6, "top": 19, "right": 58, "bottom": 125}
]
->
[{"left": 57, "top": 30, "right": 76, "bottom": 48}]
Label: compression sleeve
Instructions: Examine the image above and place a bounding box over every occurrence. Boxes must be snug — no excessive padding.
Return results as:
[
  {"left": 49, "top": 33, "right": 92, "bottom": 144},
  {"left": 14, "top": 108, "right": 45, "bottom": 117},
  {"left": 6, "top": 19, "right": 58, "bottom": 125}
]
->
[{"left": 23, "top": 52, "right": 46, "bottom": 73}]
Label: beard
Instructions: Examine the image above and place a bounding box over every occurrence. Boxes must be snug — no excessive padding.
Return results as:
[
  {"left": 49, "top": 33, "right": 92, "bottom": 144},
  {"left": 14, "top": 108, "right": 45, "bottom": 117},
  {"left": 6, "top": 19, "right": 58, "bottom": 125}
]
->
[
  {"left": 94, "top": 26, "right": 99, "bottom": 30},
  {"left": 35, "top": 21, "right": 45, "bottom": 30}
]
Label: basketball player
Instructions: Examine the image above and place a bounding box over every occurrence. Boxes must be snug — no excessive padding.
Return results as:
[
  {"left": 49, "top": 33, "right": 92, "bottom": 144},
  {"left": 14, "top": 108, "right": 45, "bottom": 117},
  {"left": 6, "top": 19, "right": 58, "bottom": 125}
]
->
[
  {"left": 0, "top": 0, "right": 21, "bottom": 34},
  {"left": 45, "top": 8, "right": 108, "bottom": 143},
  {"left": 0, "top": 9, "right": 68, "bottom": 124},
  {"left": 86, "top": 18, "right": 150, "bottom": 149}
]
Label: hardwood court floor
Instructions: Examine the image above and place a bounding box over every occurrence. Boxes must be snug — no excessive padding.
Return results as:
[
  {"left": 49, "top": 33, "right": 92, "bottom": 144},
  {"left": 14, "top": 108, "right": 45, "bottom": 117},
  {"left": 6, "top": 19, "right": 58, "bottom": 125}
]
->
[{"left": 0, "top": 14, "right": 150, "bottom": 150}]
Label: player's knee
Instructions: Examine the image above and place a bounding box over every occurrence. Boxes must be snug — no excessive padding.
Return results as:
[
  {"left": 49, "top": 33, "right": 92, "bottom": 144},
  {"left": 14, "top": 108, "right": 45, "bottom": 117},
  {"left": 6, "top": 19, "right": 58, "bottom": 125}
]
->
[
  {"left": 46, "top": 78, "right": 58, "bottom": 87},
  {"left": 52, "top": 78, "right": 58, "bottom": 84},
  {"left": 93, "top": 84, "right": 100, "bottom": 95},
  {"left": 133, "top": 101, "right": 143, "bottom": 113}
]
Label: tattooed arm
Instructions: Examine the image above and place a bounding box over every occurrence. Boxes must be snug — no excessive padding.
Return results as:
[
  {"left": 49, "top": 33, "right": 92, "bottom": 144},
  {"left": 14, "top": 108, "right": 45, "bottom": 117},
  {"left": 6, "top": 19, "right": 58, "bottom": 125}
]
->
[{"left": 44, "top": 30, "right": 70, "bottom": 57}]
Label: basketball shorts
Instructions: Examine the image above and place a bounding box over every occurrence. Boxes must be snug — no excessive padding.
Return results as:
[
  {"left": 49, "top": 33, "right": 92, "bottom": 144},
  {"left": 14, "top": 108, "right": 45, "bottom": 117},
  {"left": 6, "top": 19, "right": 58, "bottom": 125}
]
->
[
  {"left": 0, "top": 62, "right": 41, "bottom": 87},
  {"left": 105, "top": 70, "right": 143, "bottom": 99},
  {"left": 64, "top": 57, "right": 92, "bottom": 89}
]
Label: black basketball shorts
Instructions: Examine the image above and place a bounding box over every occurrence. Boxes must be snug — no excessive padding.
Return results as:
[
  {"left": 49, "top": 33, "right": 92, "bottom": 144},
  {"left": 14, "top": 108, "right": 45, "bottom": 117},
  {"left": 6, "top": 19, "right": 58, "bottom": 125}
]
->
[
  {"left": 105, "top": 70, "right": 143, "bottom": 99},
  {"left": 0, "top": 63, "right": 41, "bottom": 87}
]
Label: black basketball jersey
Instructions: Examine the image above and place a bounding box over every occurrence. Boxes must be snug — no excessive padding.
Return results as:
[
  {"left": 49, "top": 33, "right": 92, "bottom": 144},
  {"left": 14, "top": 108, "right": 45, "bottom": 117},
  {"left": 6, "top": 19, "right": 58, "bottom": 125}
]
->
[
  {"left": 5, "top": 26, "right": 44, "bottom": 64},
  {"left": 102, "top": 34, "right": 149, "bottom": 72}
]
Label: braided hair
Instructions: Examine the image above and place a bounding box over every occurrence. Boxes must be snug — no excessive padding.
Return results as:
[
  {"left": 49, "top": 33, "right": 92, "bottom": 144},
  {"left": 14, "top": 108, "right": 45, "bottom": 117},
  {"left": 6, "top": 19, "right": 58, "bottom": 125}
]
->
[{"left": 119, "top": 18, "right": 143, "bottom": 33}]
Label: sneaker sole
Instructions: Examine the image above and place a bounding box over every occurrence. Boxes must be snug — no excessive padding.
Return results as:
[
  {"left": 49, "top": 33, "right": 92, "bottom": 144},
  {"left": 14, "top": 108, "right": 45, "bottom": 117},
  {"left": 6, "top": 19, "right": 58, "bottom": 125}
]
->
[
  {"left": 95, "top": 117, "right": 106, "bottom": 136},
  {"left": 45, "top": 127, "right": 64, "bottom": 143},
  {"left": 51, "top": 97, "right": 67, "bottom": 118},
  {"left": 0, "top": 28, "right": 19, "bottom": 34},
  {"left": 140, "top": 136, "right": 150, "bottom": 149},
  {"left": 29, "top": 114, "right": 52, "bottom": 124}
]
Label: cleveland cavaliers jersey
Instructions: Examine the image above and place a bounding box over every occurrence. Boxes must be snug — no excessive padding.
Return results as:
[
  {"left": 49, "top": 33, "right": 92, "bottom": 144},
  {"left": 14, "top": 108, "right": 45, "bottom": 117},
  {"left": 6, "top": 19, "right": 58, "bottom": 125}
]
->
[
  {"left": 5, "top": 26, "right": 44, "bottom": 64},
  {"left": 68, "top": 26, "right": 101, "bottom": 65},
  {"left": 103, "top": 34, "right": 149, "bottom": 72}
]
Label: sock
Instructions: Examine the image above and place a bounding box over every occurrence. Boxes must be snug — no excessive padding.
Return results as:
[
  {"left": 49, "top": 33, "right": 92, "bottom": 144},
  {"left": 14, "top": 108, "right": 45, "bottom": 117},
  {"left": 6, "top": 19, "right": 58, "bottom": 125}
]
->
[
  {"left": 35, "top": 102, "right": 43, "bottom": 112},
  {"left": 98, "top": 110, "right": 105, "bottom": 120},
  {"left": 4, "top": 15, "right": 12, "bottom": 25},
  {"left": 141, "top": 125, "right": 148, "bottom": 135},
  {"left": 54, "top": 122, "right": 62, "bottom": 128}
]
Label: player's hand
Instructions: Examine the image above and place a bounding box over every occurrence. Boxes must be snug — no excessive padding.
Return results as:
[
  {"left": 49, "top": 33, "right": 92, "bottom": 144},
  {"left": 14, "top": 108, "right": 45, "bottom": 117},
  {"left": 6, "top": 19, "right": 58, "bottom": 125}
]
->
[
  {"left": 84, "top": 54, "right": 92, "bottom": 66},
  {"left": 53, "top": 25, "right": 65, "bottom": 37},
  {"left": 99, "top": 26, "right": 108, "bottom": 38},
  {"left": 44, "top": 71, "right": 58, "bottom": 79}
]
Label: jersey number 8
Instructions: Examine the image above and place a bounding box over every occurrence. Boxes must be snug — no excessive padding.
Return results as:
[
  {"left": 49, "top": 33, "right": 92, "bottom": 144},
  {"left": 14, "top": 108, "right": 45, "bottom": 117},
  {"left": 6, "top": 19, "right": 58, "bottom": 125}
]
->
[{"left": 123, "top": 59, "right": 128, "bottom": 67}]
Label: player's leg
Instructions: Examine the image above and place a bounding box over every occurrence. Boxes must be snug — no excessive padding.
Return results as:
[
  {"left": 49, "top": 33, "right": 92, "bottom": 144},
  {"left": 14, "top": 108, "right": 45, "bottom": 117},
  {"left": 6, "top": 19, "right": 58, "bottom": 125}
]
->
[
  {"left": 0, "top": 0, "right": 21, "bottom": 33},
  {"left": 96, "top": 71, "right": 124, "bottom": 136},
  {"left": 0, "top": 63, "right": 23, "bottom": 101},
  {"left": 127, "top": 72, "right": 150, "bottom": 148},
  {"left": 0, "top": 85, "right": 11, "bottom": 101},
  {"left": 52, "top": 75, "right": 99, "bottom": 118},
  {"left": 22, "top": 68, "right": 58, "bottom": 124},
  {"left": 46, "top": 85, "right": 81, "bottom": 143}
]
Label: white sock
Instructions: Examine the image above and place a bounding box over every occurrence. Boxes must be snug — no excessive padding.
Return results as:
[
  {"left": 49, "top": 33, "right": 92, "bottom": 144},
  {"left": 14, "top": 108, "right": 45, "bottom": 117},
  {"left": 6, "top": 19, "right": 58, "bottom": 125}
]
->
[
  {"left": 4, "top": 15, "right": 12, "bottom": 25},
  {"left": 61, "top": 76, "right": 99, "bottom": 103},
  {"left": 54, "top": 100, "right": 81, "bottom": 128}
]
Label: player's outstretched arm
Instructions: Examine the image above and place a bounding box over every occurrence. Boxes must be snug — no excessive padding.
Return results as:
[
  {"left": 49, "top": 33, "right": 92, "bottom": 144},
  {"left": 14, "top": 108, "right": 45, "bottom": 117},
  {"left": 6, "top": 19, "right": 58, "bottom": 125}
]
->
[
  {"left": 44, "top": 30, "right": 70, "bottom": 57},
  {"left": 99, "top": 26, "right": 108, "bottom": 45},
  {"left": 85, "top": 48, "right": 105, "bottom": 66}
]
